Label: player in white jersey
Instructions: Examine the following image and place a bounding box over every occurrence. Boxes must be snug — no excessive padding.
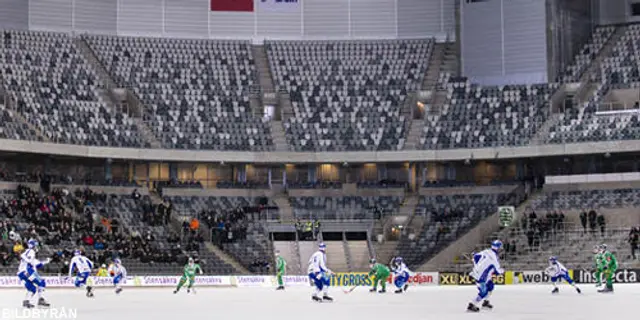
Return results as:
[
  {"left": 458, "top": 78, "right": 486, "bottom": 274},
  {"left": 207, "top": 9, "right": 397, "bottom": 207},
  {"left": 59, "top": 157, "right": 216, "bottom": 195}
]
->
[
  {"left": 307, "top": 242, "right": 333, "bottom": 302},
  {"left": 68, "top": 249, "right": 94, "bottom": 297},
  {"left": 545, "top": 256, "right": 581, "bottom": 294},
  {"left": 467, "top": 240, "right": 504, "bottom": 312},
  {"left": 108, "top": 258, "right": 127, "bottom": 294},
  {"left": 17, "top": 239, "right": 51, "bottom": 308},
  {"left": 391, "top": 256, "right": 412, "bottom": 294}
]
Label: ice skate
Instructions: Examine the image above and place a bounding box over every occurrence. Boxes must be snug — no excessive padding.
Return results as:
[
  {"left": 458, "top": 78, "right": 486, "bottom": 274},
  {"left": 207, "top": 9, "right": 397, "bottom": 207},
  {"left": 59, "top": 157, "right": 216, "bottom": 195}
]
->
[
  {"left": 598, "top": 286, "right": 613, "bottom": 293},
  {"left": 403, "top": 284, "right": 409, "bottom": 292},
  {"left": 86, "top": 286, "right": 94, "bottom": 298},
  {"left": 115, "top": 288, "right": 123, "bottom": 294},
  {"left": 23, "top": 300, "right": 34, "bottom": 309},
  {"left": 551, "top": 287, "right": 559, "bottom": 294},
  {"left": 575, "top": 287, "right": 582, "bottom": 294},
  {"left": 466, "top": 303, "right": 480, "bottom": 313},
  {"left": 322, "top": 295, "right": 333, "bottom": 302},
  {"left": 276, "top": 286, "right": 285, "bottom": 291},
  {"left": 311, "top": 295, "right": 323, "bottom": 302},
  {"left": 38, "top": 298, "right": 50, "bottom": 307},
  {"left": 394, "top": 288, "right": 403, "bottom": 294},
  {"left": 369, "top": 288, "right": 377, "bottom": 293},
  {"left": 173, "top": 289, "right": 179, "bottom": 294},
  {"left": 481, "top": 300, "right": 493, "bottom": 309},
  {"left": 378, "top": 289, "right": 386, "bottom": 293}
]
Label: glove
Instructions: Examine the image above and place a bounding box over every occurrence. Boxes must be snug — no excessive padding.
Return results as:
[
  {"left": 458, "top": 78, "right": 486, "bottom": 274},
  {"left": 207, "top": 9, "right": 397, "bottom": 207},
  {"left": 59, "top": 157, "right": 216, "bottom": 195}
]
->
[
  {"left": 315, "top": 272, "right": 323, "bottom": 280},
  {"left": 199, "top": 270, "right": 203, "bottom": 275}
]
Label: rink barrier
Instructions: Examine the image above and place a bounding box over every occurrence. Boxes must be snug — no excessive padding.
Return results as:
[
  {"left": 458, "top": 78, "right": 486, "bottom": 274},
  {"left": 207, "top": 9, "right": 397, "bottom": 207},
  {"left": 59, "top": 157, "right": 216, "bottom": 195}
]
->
[
  {"left": 439, "top": 272, "right": 509, "bottom": 285},
  {"left": 0, "top": 275, "right": 312, "bottom": 289},
  {"left": 329, "top": 272, "right": 439, "bottom": 287},
  {"left": 573, "top": 269, "right": 640, "bottom": 284},
  {"left": 512, "top": 270, "right": 574, "bottom": 284}
]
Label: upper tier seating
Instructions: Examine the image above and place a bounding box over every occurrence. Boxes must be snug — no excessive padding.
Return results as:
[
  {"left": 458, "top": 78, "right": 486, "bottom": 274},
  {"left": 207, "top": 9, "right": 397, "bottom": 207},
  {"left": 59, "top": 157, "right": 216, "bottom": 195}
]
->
[
  {"left": 548, "top": 25, "right": 640, "bottom": 144},
  {"left": 86, "top": 35, "right": 273, "bottom": 151},
  {"left": 0, "top": 31, "right": 146, "bottom": 147},
  {"left": 0, "top": 102, "right": 41, "bottom": 141},
  {"left": 559, "top": 25, "right": 616, "bottom": 82},
  {"left": 530, "top": 188, "right": 640, "bottom": 211},
  {"left": 421, "top": 79, "right": 558, "bottom": 149},
  {"left": 290, "top": 195, "right": 402, "bottom": 220},
  {"left": 268, "top": 40, "right": 432, "bottom": 151}
]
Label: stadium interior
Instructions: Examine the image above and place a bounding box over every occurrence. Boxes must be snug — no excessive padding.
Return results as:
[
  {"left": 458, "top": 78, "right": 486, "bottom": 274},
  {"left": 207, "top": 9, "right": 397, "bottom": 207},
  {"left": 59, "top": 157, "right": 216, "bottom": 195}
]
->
[{"left": 0, "top": 0, "right": 638, "bottom": 282}]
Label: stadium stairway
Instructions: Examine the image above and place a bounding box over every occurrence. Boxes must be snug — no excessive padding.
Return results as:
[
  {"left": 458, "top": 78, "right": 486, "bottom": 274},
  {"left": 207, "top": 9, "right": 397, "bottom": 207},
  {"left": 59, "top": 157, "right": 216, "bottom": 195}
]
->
[
  {"left": 270, "top": 121, "right": 289, "bottom": 151},
  {"left": 252, "top": 45, "right": 275, "bottom": 93},
  {"left": 273, "top": 194, "right": 294, "bottom": 221},
  {"left": 404, "top": 119, "right": 424, "bottom": 150}
]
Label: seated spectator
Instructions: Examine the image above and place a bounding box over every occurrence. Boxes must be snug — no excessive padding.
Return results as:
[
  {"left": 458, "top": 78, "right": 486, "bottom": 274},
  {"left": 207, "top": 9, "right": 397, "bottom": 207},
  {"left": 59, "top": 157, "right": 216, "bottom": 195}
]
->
[
  {"left": 190, "top": 217, "right": 200, "bottom": 232},
  {"left": 13, "top": 240, "right": 24, "bottom": 256}
]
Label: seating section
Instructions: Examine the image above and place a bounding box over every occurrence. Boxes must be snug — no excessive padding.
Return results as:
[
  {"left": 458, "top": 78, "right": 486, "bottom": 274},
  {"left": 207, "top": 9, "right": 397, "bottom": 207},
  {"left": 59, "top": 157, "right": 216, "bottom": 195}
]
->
[
  {"left": 498, "top": 188, "right": 640, "bottom": 270},
  {"left": 548, "top": 25, "right": 640, "bottom": 144},
  {"left": 168, "top": 195, "right": 279, "bottom": 220},
  {"left": 268, "top": 40, "right": 432, "bottom": 151},
  {"left": 0, "top": 31, "right": 146, "bottom": 147},
  {"left": 0, "top": 103, "right": 41, "bottom": 141},
  {"left": 530, "top": 188, "right": 640, "bottom": 211},
  {"left": 0, "top": 186, "right": 236, "bottom": 275},
  {"left": 559, "top": 25, "right": 616, "bottom": 82},
  {"left": 397, "top": 192, "right": 519, "bottom": 267},
  {"left": 290, "top": 196, "right": 402, "bottom": 220},
  {"left": 86, "top": 35, "right": 273, "bottom": 151},
  {"left": 422, "top": 79, "right": 558, "bottom": 149},
  {"left": 166, "top": 195, "right": 279, "bottom": 271},
  {"left": 221, "top": 221, "right": 272, "bottom": 274}
]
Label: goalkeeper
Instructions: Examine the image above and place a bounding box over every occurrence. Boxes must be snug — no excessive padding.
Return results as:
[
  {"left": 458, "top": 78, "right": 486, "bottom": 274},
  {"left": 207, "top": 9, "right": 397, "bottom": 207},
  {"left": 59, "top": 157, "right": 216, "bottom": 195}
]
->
[
  {"left": 275, "top": 250, "right": 286, "bottom": 290},
  {"left": 367, "top": 259, "right": 390, "bottom": 293},
  {"left": 598, "top": 244, "right": 618, "bottom": 293},
  {"left": 173, "top": 257, "right": 203, "bottom": 294}
]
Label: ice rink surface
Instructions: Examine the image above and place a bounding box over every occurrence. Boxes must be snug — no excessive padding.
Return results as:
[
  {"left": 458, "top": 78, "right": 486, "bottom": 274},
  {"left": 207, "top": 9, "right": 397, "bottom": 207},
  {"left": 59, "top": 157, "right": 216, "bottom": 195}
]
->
[{"left": 0, "top": 284, "right": 638, "bottom": 320}]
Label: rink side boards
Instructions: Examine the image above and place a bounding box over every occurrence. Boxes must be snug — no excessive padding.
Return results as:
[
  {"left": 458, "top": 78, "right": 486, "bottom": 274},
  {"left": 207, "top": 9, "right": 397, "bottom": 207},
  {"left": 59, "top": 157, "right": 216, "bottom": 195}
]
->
[{"left": 3, "top": 270, "right": 637, "bottom": 288}]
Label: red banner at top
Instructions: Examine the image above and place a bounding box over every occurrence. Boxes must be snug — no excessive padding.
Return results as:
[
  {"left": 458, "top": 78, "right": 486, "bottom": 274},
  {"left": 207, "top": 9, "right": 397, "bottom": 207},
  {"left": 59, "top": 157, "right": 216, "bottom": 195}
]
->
[{"left": 211, "top": 0, "right": 254, "bottom": 12}]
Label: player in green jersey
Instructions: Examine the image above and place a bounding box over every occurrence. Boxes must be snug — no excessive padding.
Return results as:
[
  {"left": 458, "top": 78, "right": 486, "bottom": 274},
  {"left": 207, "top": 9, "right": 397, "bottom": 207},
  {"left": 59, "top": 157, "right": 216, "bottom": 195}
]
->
[
  {"left": 598, "top": 244, "right": 618, "bottom": 293},
  {"left": 173, "top": 257, "right": 203, "bottom": 294},
  {"left": 367, "top": 259, "right": 390, "bottom": 293},
  {"left": 275, "top": 250, "right": 286, "bottom": 290},
  {"left": 593, "top": 245, "right": 604, "bottom": 287}
]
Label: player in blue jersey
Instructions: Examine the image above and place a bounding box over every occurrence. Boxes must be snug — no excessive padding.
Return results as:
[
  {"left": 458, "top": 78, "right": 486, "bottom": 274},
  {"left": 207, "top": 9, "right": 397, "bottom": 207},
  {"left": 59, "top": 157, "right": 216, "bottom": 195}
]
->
[
  {"left": 307, "top": 243, "right": 333, "bottom": 302},
  {"left": 17, "top": 239, "right": 51, "bottom": 308},
  {"left": 467, "top": 240, "right": 504, "bottom": 312},
  {"left": 391, "top": 257, "right": 411, "bottom": 293},
  {"left": 546, "top": 256, "right": 581, "bottom": 294},
  {"left": 108, "top": 258, "right": 127, "bottom": 294},
  {"left": 68, "top": 249, "right": 95, "bottom": 297}
]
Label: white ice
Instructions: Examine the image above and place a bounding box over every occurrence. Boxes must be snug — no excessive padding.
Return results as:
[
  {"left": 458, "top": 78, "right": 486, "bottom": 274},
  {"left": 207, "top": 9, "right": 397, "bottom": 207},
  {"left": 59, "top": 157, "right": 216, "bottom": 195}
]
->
[{"left": 0, "top": 284, "right": 637, "bottom": 320}]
